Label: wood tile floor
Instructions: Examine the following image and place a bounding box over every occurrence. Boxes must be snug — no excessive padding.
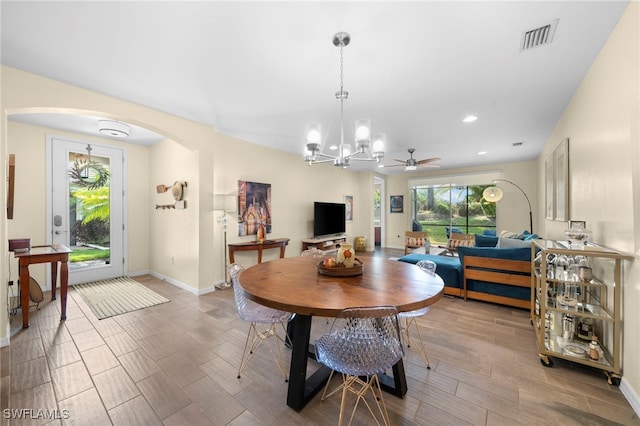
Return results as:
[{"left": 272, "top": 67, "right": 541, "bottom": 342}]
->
[{"left": 2, "top": 252, "right": 639, "bottom": 425}]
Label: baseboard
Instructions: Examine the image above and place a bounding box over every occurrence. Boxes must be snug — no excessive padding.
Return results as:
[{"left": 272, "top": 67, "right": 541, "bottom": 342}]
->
[
  {"left": 621, "top": 377, "right": 640, "bottom": 418},
  {"left": 147, "top": 271, "right": 216, "bottom": 296},
  {"left": 146, "top": 271, "right": 213, "bottom": 296},
  {"left": 128, "top": 269, "right": 151, "bottom": 277}
]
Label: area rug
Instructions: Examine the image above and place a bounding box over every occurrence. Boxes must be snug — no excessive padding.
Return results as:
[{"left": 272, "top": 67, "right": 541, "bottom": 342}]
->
[{"left": 74, "top": 277, "right": 169, "bottom": 320}]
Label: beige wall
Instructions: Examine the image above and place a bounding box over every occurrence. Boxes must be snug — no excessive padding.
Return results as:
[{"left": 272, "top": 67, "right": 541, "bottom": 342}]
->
[
  {"left": 149, "top": 139, "right": 201, "bottom": 289},
  {"left": 0, "top": 66, "right": 375, "bottom": 342},
  {"left": 0, "top": 66, "right": 214, "bottom": 342},
  {"left": 4, "top": 122, "right": 151, "bottom": 288},
  {"left": 538, "top": 2, "right": 639, "bottom": 406},
  {"left": 211, "top": 133, "right": 372, "bottom": 280}
]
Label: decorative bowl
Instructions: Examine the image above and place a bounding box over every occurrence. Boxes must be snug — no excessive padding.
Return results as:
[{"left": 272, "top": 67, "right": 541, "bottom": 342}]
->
[
  {"left": 564, "top": 344, "right": 587, "bottom": 359},
  {"left": 565, "top": 229, "right": 590, "bottom": 248},
  {"left": 318, "top": 258, "right": 364, "bottom": 277}
]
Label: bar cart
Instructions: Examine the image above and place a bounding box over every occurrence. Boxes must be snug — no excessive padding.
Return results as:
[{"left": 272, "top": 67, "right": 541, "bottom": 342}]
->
[{"left": 530, "top": 239, "right": 632, "bottom": 385}]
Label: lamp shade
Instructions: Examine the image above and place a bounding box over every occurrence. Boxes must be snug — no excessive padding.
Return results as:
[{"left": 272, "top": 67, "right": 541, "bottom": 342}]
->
[
  {"left": 483, "top": 186, "right": 504, "bottom": 202},
  {"left": 213, "top": 194, "right": 236, "bottom": 213}
]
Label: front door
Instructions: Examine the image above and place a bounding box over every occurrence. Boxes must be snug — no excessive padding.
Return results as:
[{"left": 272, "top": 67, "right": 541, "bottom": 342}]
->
[{"left": 48, "top": 137, "right": 125, "bottom": 284}]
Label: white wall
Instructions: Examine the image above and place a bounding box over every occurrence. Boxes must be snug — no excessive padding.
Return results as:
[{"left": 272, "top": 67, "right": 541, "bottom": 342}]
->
[{"left": 538, "top": 2, "right": 639, "bottom": 409}]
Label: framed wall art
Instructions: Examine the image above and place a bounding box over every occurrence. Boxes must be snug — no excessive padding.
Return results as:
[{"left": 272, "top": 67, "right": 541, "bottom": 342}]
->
[
  {"left": 344, "top": 195, "right": 353, "bottom": 222},
  {"left": 544, "top": 138, "right": 569, "bottom": 221},
  {"left": 237, "top": 180, "right": 271, "bottom": 236},
  {"left": 545, "top": 153, "right": 555, "bottom": 220},
  {"left": 390, "top": 195, "right": 403, "bottom": 213},
  {"left": 553, "top": 138, "right": 569, "bottom": 221}
]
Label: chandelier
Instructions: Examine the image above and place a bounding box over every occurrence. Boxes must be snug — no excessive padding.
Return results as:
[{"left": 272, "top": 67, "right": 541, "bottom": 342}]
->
[{"left": 304, "top": 32, "right": 385, "bottom": 168}]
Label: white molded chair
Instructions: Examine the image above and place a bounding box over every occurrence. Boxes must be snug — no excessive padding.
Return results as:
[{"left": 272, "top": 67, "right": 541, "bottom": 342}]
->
[
  {"left": 227, "top": 263, "right": 294, "bottom": 381},
  {"left": 397, "top": 259, "right": 436, "bottom": 368},
  {"left": 316, "top": 306, "right": 404, "bottom": 426}
]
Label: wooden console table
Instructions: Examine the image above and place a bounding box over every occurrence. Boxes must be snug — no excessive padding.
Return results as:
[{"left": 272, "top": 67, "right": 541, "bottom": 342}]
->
[
  {"left": 14, "top": 244, "right": 72, "bottom": 329},
  {"left": 228, "top": 238, "right": 289, "bottom": 264}
]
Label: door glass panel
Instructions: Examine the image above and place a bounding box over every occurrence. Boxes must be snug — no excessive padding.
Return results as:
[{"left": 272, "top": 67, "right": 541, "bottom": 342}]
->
[{"left": 68, "top": 152, "right": 111, "bottom": 271}]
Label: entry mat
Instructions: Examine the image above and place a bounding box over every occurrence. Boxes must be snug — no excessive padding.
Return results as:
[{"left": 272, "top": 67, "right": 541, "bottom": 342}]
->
[{"left": 74, "top": 277, "right": 169, "bottom": 320}]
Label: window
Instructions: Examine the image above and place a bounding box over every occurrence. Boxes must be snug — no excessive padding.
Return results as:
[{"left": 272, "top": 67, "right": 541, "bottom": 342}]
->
[{"left": 409, "top": 172, "right": 500, "bottom": 245}]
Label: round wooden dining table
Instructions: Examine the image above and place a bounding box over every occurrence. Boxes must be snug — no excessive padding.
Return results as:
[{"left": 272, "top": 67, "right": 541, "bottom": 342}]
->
[{"left": 239, "top": 254, "right": 445, "bottom": 411}]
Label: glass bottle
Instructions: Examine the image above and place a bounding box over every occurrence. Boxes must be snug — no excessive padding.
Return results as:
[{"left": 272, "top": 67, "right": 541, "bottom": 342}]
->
[
  {"left": 589, "top": 336, "right": 600, "bottom": 361},
  {"left": 256, "top": 223, "right": 265, "bottom": 243}
]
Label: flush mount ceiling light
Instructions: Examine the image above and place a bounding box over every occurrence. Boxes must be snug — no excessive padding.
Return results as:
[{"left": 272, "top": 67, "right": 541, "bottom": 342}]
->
[
  {"left": 462, "top": 115, "right": 478, "bottom": 123},
  {"left": 304, "top": 32, "right": 385, "bottom": 168},
  {"left": 98, "top": 120, "right": 130, "bottom": 138}
]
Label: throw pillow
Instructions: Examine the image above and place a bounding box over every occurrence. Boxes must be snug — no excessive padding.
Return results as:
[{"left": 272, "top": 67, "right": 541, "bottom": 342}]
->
[
  {"left": 448, "top": 234, "right": 475, "bottom": 249},
  {"left": 475, "top": 234, "right": 499, "bottom": 247},
  {"left": 406, "top": 236, "right": 429, "bottom": 247},
  {"left": 497, "top": 237, "right": 532, "bottom": 249}
]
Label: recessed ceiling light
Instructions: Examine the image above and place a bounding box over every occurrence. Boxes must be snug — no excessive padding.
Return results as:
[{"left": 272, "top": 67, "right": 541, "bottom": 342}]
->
[
  {"left": 477, "top": 151, "right": 487, "bottom": 155},
  {"left": 462, "top": 115, "right": 478, "bottom": 123},
  {"left": 378, "top": 164, "right": 385, "bottom": 168},
  {"left": 329, "top": 145, "right": 338, "bottom": 150}
]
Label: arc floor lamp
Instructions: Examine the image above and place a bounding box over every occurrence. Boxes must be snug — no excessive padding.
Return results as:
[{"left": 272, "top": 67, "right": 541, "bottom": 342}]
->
[{"left": 483, "top": 179, "right": 533, "bottom": 234}]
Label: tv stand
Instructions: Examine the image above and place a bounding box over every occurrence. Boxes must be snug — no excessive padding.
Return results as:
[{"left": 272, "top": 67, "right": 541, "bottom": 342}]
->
[{"left": 302, "top": 235, "right": 347, "bottom": 254}]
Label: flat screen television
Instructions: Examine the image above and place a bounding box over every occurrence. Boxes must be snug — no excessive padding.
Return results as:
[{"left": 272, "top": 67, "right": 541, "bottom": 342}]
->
[{"left": 313, "top": 202, "right": 346, "bottom": 237}]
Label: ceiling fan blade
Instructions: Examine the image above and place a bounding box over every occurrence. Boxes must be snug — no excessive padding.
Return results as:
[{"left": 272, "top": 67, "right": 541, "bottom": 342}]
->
[
  {"left": 416, "top": 157, "right": 441, "bottom": 165},
  {"left": 393, "top": 159, "right": 406, "bottom": 163}
]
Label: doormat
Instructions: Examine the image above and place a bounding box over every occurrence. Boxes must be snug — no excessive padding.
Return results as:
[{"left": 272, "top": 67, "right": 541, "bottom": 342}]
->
[{"left": 74, "top": 277, "right": 169, "bottom": 320}]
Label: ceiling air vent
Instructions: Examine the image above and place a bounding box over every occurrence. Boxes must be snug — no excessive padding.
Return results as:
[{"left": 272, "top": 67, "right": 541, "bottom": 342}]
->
[{"left": 520, "top": 19, "right": 558, "bottom": 52}]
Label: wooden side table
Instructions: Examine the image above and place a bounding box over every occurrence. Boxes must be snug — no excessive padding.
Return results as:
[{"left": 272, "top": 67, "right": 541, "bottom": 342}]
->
[
  {"left": 14, "top": 244, "right": 72, "bottom": 329},
  {"left": 228, "top": 238, "right": 289, "bottom": 264}
]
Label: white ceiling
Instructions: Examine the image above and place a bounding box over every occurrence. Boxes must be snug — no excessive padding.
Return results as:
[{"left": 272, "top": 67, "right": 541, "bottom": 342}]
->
[{"left": 1, "top": 1, "right": 629, "bottom": 174}]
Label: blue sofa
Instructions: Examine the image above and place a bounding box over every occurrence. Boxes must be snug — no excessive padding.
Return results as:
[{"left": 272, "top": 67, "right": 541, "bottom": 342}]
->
[{"left": 398, "top": 244, "right": 532, "bottom": 309}]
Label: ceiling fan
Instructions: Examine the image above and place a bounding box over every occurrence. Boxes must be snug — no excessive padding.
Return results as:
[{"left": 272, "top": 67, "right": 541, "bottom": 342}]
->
[{"left": 385, "top": 148, "right": 440, "bottom": 171}]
